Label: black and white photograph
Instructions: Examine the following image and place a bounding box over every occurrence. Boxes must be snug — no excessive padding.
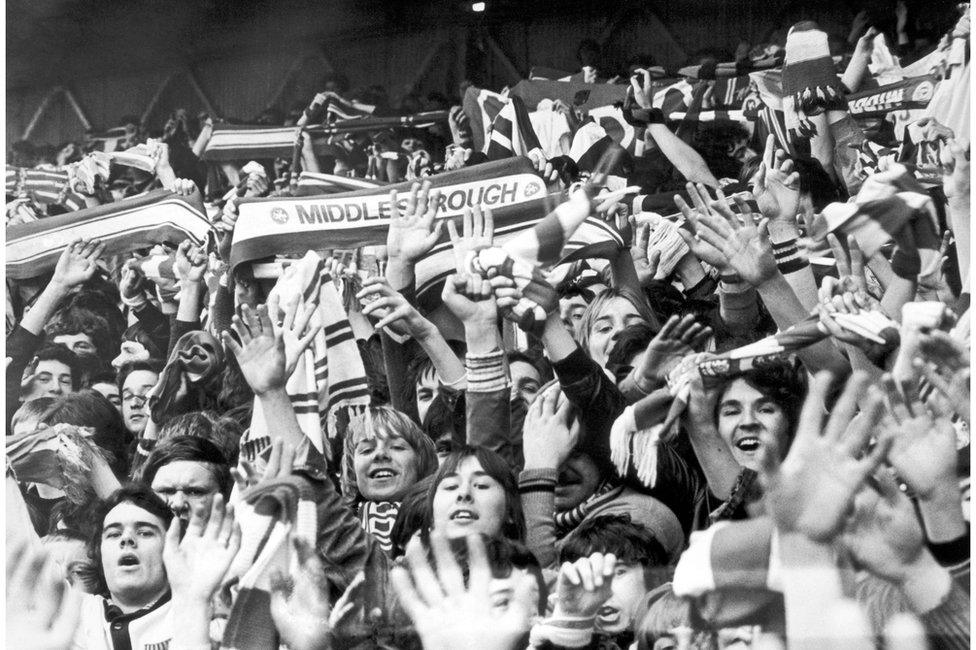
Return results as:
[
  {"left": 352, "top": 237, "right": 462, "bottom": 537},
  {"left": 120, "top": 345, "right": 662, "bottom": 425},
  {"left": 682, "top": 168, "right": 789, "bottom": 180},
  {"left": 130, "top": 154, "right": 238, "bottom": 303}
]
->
[{"left": 4, "top": 0, "right": 971, "bottom": 648}]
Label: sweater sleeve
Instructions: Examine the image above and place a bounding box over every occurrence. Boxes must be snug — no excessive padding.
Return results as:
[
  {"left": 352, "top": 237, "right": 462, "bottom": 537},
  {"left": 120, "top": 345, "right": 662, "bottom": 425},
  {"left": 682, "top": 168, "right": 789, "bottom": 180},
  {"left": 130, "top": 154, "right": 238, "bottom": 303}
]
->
[
  {"left": 379, "top": 330, "right": 420, "bottom": 423},
  {"left": 465, "top": 349, "right": 518, "bottom": 467},
  {"left": 551, "top": 346, "right": 626, "bottom": 472},
  {"left": 519, "top": 467, "right": 559, "bottom": 570},
  {"left": 131, "top": 302, "right": 172, "bottom": 357}
]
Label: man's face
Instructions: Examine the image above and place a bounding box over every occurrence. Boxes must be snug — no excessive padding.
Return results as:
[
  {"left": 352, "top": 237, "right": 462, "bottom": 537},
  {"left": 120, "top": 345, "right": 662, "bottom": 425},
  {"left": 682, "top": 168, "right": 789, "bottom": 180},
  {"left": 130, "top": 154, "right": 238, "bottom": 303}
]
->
[
  {"left": 509, "top": 360, "right": 542, "bottom": 405},
  {"left": 555, "top": 451, "right": 601, "bottom": 512},
  {"left": 99, "top": 502, "right": 168, "bottom": 607},
  {"left": 122, "top": 370, "right": 158, "bottom": 435},
  {"left": 150, "top": 460, "right": 221, "bottom": 521},
  {"left": 415, "top": 367, "right": 438, "bottom": 424},
  {"left": 717, "top": 378, "right": 790, "bottom": 471},
  {"left": 352, "top": 430, "right": 420, "bottom": 502},
  {"left": 53, "top": 333, "right": 97, "bottom": 358},
  {"left": 489, "top": 566, "right": 542, "bottom": 617},
  {"left": 595, "top": 561, "right": 648, "bottom": 635},
  {"left": 24, "top": 359, "right": 73, "bottom": 400},
  {"left": 92, "top": 381, "right": 122, "bottom": 411}
]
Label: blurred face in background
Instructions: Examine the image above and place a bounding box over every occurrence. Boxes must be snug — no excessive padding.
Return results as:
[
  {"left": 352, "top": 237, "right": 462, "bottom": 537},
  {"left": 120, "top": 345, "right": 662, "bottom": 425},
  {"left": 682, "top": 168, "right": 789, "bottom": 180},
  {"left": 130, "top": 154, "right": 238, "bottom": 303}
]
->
[{"left": 121, "top": 369, "right": 158, "bottom": 436}]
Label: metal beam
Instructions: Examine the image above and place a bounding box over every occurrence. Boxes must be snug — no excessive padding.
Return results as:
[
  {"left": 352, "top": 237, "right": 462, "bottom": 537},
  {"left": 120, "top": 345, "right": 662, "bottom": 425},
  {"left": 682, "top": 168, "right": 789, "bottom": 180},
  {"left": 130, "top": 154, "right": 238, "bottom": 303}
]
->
[
  {"left": 484, "top": 33, "right": 523, "bottom": 84},
  {"left": 266, "top": 50, "right": 333, "bottom": 110},
  {"left": 61, "top": 88, "right": 92, "bottom": 131},
  {"left": 404, "top": 37, "right": 450, "bottom": 98},
  {"left": 21, "top": 86, "right": 62, "bottom": 140},
  {"left": 140, "top": 71, "right": 179, "bottom": 126},
  {"left": 185, "top": 69, "right": 217, "bottom": 117}
]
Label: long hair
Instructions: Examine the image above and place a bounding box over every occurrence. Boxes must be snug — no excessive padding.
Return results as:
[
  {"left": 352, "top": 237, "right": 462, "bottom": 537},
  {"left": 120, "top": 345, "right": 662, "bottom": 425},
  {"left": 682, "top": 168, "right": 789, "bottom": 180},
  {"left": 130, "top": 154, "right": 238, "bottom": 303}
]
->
[
  {"left": 341, "top": 406, "right": 439, "bottom": 506},
  {"left": 714, "top": 359, "right": 808, "bottom": 445},
  {"left": 42, "top": 390, "right": 131, "bottom": 477},
  {"left": 575, "top": 286, "right": 660, "bottom": 357},
  {"left": 425, "top": 445, "right": 525, "bottom": 542}
]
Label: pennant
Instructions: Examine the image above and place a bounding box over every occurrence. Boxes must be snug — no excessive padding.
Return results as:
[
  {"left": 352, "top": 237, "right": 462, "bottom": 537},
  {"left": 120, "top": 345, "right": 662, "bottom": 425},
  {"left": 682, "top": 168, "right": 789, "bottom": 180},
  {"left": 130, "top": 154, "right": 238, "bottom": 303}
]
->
[
  {"left": 484, "top": 96, "right": 544, "bottom": 160},
  {"left": 6, "top": 189, "right": 211, "bottom": 280}
]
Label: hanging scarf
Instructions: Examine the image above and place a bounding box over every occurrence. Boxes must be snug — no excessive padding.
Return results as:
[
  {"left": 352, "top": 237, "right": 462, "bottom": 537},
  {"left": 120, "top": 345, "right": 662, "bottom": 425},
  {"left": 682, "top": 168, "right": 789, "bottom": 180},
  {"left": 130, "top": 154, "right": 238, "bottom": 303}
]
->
[{"left": 358, "top": 500, "right": 399, "bottom": 553}]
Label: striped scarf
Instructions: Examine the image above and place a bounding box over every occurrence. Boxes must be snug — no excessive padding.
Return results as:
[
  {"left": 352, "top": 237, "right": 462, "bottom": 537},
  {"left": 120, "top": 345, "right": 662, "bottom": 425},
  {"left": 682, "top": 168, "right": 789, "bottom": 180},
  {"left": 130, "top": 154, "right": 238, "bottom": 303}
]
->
[
  {"left": 5, "top": 165, "right": 88, "bottom": 211},
  {"left": 553, "top": 480, "right": 624, "bottom": 535},
  {"left": 586, "top": 104, "right": 645, "bottom": 157},
  {"left": 484, "top": 95, "right": 544, "bottom": 161},
  {"left": 220, "top": 476, "right": 319, "bottom": 650},
  {"left": 782, "top": 23, "right": 848, "bottom": 141},
  {"left": 358, "top": 500, "right": 399, "bottom": 553},
  {"left": 295, "top": 171, "right": 382, "bottom": 195},
  {"left": 243, "top": 251, "right": 371, "bottom": 471},
  {"left": 811, "top": 164, "right": 940, "bottom": 259},
  {"left": 5, "top": 188, "right": 211, "bottom": 281}
]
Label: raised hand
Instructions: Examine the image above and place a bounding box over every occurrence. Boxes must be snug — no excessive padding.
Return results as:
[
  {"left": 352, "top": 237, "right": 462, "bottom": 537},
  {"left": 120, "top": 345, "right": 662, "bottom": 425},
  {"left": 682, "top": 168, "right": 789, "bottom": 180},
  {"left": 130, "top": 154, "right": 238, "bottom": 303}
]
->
[
  {"left": 678, "top": 190, "right": 777, "bottom": 286},
  {"left": 640, "top": 314, "right": 711, "bottom": 386},
  {"left": 447, "top": 204, "right": 494, "bottom": 273},
  {"left": 552, "top": 553, "right": 616, "bottom": 618},
  {"left": 629, "top": 68, "right": 654, "bottom": 109},
  {"left": 269, "top": 538, "right": 334, "bottom": 650},
  {"left": 939, "top": 138, "right": 970, "bottom": 200},
  {"left": 119, "top": 259, "right": 146, "bottom": 301},
  {"left": 267, "top": 293, "right": 322, "bottom": 377},
  {"left": 174, "top": 239, "right": 207, "bottom": 285},
  {"left": 391, "top": 532, "right": 536, "bottom": 650},
  {"left": 357, "top": 276, "right": 429, "bottom": 334},
  {"left": 170, "top": 178, "right": 198, "bottom": 197},
  {"left": 441, "top": 273, "right": 498, "bottom": 325},
  {"left": 51, "top": 238, "right": 105, "bottom": 290},
  {"left": 757, "top": 372, "right": 889, "bottom": 542},
  {"left": 386, "top": 181, "right": 444, "bottom": 266},
  {"left": 629, "top": 217, "right": 662, "bottom": 286},
  {"left": 840, "top": 473, "right": 927, "bottom": 584},
  {"left": 6, "top": 541, "right": 82, "bottom": 650},
  {"left": 915, "top": 331, "right": 970, "bottom": 422},
  {"left": 521, "top": 385, "right": 580, "bottom": 470},
  {"left": 878, "top": 374, "right": 959, "bottom": 500},
  {"left": 222, "top": 304, "right": 288, "bottom": 395},
  {"left": 163, "top": 493, "right": 241, "bottom": 603},
  {"left": 752, "top": 135, "right": 801, "bottom": 225}
]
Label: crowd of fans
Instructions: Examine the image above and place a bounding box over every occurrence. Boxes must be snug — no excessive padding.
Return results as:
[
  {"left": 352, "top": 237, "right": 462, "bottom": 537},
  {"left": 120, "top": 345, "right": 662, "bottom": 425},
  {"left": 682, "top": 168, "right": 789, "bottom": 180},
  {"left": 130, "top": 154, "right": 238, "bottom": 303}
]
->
[{"left": 5, "top": 2, "right": 971, "bottom": 649}]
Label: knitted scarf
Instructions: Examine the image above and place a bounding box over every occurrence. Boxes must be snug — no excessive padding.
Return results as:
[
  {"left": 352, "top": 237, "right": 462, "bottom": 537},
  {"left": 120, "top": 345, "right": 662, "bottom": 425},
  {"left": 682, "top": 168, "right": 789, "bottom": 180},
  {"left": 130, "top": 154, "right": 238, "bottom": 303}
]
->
[
  {"left": 5, "top": 188, "right": 210, "bottom": 280},
  {"left": 553, "top": 480, "right": 623, "bottom": 536},
  {"left": 358, "top": 500, "right": 399, "bottom": 554},
  {"left": 242, "top": 251, "right": 371, "bottom": 472},
  {"left": 220, "top": 476, "right": 319, "bottom": 650},
  {"left": 781, "top": 22, "right": 848, "bottom": 141}
]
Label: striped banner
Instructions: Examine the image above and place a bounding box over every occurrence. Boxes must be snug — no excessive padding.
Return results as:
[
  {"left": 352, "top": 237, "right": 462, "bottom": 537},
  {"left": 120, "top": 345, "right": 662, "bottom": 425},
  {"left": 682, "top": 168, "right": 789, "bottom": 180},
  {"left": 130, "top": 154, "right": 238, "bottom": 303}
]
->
[
  {"left": 6, "top": 189, "right": 211, "bottom": 280},
  {"left": 230, "top": 158, "right": 623, "bottom": 308},
  {"left": 203, "top": 112, "right": 451, "bottom": 161},
  {"left": 294, "top": 171, "right": 385, "bottom": 196},
  {"left": 847, "top": 75, "right": 939, "bottom": 117},
  {"left": 5, "top": 166, "right": 89, "bottom": 211}
]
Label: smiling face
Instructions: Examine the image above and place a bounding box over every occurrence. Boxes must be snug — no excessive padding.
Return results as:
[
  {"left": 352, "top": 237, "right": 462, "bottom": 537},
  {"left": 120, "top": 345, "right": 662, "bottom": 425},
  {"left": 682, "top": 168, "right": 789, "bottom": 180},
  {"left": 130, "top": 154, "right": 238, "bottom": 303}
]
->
[
  {"left": 353, "top": 429, "right": 420, "bottom": 502},
  {"left": 432, "top": 455, "right": 508, "bottom": 539},
  {"left": 555, "top": 451, "right": 602, "bottom": 512},
  {"left": 587, "top": 297, "right": 646, "bottom": 369},
  {"left": 595, "top": 561, "right": 648, "bottom": 635},
  {"left": 717, "top": 378, "right": 790, "bottom": 470},
  {"left": 99, "top": 502, "right": 169, "bottom": 609},
  {"left": 121, "top": 369, "right": 158, "bottom": 435},
  {"left": 24, "top": 359, "right": 74, "bottom": 400},
  {"left": 150, "top": 460, "right": 221, "bottom": 521}
]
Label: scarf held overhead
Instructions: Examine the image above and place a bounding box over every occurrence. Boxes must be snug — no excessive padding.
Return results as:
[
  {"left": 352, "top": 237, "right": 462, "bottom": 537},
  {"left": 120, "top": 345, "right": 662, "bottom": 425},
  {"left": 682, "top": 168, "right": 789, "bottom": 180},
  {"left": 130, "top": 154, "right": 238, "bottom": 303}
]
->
[{"left": 5, "top": 188, "right": 210, "bottom": 280}]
